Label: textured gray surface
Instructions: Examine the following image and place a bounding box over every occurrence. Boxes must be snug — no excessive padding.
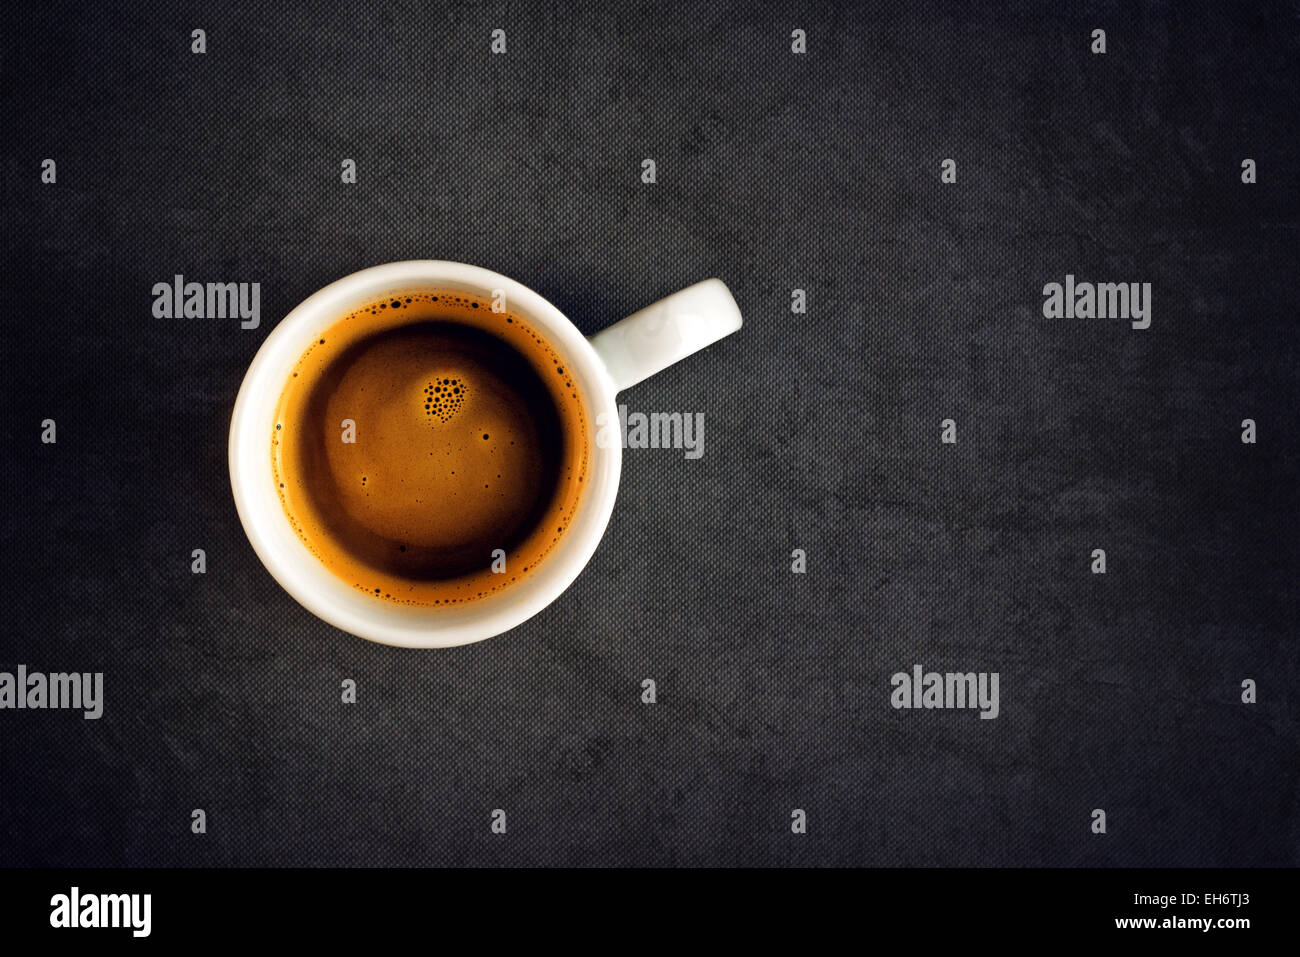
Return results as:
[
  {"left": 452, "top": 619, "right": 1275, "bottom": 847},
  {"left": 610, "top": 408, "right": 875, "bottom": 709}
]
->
[{"left": 1, "top": 0, "right": 1297, "bottom": 866}]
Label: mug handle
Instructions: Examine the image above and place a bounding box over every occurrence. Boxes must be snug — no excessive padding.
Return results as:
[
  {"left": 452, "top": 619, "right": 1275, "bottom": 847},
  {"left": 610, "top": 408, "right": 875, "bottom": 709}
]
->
[{"left": 589, "top": 279, "right": 743, "bottom": 393}]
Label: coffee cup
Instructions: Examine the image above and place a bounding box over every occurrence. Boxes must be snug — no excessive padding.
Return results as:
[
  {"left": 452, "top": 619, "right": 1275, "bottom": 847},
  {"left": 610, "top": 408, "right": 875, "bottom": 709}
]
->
[{"left": 228, "top": 261, "right": 741, "bottom": 647}]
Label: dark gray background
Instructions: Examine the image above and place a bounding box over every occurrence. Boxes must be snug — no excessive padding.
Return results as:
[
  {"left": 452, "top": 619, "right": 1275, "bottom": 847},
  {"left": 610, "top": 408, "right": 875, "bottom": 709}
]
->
[{"left": 1, "top": 0, "right": 1296, "bottom": 866}]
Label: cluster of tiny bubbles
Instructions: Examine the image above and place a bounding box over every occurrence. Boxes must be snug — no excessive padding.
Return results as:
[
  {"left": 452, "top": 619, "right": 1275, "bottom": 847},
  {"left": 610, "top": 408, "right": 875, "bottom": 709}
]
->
[
  {"left": 553, "top": 358, "right": 577, "bottom": 397},
  {"left": 424, "top": 377, "right": 466, "bottom": 422},
  {"left": 368, "top": 297, "right": 414, "bottom": 314}
]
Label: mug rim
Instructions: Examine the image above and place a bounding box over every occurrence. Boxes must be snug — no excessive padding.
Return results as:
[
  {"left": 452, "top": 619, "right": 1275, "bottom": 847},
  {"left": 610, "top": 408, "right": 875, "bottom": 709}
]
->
[{"left": 228, "top": 260, "right": 623, "bottom": 648}]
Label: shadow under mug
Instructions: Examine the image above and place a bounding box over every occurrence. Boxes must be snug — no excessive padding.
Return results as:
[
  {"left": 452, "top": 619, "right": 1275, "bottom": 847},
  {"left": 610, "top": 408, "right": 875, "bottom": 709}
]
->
[{"left": 228, "top": 261, "right": 743, "bottom": 647}]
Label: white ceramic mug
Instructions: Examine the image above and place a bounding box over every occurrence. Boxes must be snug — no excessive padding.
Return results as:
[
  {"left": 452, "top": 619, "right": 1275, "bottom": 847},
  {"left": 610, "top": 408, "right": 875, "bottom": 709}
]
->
[{"left": 228, "top": 261, "right": 742, "bottom": 648}]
